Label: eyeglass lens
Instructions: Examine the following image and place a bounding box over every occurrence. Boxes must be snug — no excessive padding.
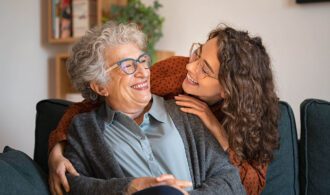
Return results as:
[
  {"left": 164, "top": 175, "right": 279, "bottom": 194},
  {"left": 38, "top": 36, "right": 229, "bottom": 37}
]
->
[
  {"left": 189, "top": 43, "right": 217, "bottom": 79},
  {"left": 120, "top": 54, "right": 151, "bottom": 74},
  {"left": 190, "top": 43, "right": 201, "bottom": 63}
]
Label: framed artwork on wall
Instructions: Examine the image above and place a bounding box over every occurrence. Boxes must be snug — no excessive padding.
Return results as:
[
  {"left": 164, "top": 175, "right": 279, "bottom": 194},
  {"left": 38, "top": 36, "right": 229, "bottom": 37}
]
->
[{"left": 297, "top": 0, "right": 330, "bottom": 3}]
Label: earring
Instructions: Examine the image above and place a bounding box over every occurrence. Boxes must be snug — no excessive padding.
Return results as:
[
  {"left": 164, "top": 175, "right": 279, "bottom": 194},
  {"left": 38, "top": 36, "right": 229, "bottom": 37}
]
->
[{"left": 90, "top": 93, "right": 98, "bottom": 101}]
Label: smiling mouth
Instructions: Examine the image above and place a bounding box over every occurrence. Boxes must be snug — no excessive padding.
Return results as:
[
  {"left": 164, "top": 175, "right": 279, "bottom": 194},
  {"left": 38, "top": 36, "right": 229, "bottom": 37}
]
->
[
  {"left": 186, "top": 74, "right": 199, "bottom": 85},
  {"left": 131, "top": 81, "right": 149, "bottom": 90}
]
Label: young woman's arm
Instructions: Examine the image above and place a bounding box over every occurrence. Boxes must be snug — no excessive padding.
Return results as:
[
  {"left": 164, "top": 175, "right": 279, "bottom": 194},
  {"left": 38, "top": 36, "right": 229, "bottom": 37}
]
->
[
  {"left": 227, "top": 148, "right": 268, "bottom": 195},
  {"left": 48, "top": 100, "right": 99, "bottom": 150},
  {"left": 175, "top": 94, "right": 268, "bottom": 195},
  {"left": 48, "top": 100, "right": 99, "bottom": 195}
]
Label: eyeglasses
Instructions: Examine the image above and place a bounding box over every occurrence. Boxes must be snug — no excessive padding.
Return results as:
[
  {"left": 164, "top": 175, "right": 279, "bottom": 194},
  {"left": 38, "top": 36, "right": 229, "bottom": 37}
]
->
[
  {"left": 189, "top": 43, "right": 217, "bottom": 80},
  {"left": 106, "top": 53, "right": 151, "bottom": 75}
]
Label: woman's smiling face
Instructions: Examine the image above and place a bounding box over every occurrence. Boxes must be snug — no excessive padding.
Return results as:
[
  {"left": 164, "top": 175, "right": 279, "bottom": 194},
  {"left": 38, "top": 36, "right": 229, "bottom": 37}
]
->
[
  {"left": 103, "top": 43, "right": 151, "bottom": 111},
  {"left": 182, "top": 38, "right": 224, "bottom": 105}
]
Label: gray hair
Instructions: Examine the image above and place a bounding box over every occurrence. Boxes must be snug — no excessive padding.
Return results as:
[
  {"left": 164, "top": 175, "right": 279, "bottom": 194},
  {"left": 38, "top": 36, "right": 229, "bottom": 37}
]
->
[{"left": 66, "top": 21, "right": 146, "bottom": 101}]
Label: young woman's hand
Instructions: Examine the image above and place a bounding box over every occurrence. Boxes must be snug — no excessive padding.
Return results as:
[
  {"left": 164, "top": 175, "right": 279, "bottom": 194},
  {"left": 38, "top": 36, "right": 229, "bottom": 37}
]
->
[
  {"left": 175, "top": 94, "right": 229, "bottom": 151},
  {"left": 48, "top": 142, "right": 79, "bottom": 195},
  {"left": 127, "top": 174, "right": 191, "bottom": 195},
  {"left": 156, "top": 174, "right": 191, "bottom": 195}
]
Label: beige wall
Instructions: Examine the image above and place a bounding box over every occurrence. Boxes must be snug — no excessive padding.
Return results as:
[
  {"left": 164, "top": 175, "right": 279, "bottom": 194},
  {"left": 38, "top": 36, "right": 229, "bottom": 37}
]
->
[
  {"left": 144, "top": 0, "right": 330, "bottom": 135},
  {"left": 0, "top": 0, "right": 330, "bottom": 156}
]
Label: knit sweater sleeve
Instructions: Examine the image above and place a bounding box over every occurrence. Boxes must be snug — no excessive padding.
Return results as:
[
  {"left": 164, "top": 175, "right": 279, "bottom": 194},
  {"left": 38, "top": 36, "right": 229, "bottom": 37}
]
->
[
  {"left": 48, "top": 100, "right": 99, "bottom": 151},
  {"left": 64, "top": 112, "right": 133, "bottom": 195},
  {"left": 164, "top": 100, "right": 246, "bottom": 195},
  {"left": 227, "top": 148, "right": 268, "bottom": 195},
  {"left": 188, "top": 120, "right": 246, "bottom": 195}
]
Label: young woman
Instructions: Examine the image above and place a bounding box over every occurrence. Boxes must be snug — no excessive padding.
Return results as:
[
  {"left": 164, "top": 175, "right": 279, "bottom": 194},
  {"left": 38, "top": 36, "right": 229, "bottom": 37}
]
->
[{"left": 48, "top": 25, "right": 279, "bottom": 195}]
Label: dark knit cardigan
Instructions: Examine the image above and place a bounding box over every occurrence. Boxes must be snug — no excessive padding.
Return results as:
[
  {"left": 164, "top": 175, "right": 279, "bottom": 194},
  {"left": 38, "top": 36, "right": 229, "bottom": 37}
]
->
[{"left": 64, "top": 100, "right": 245, "bottom": 195}]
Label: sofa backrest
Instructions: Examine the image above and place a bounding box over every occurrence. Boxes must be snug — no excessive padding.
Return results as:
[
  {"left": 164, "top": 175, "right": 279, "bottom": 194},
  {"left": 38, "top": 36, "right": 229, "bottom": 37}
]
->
[
  {"left": 34, "top": 99, "right": 72, "bottom": 174},
  {"left": 261, "top": 101, "right": 300, "bottom": 195},
  {"left": 34, "top": 99, "right": 300, "bottom": 195},
  {"left": 299, "top": 99, "right": 330, "bottom": 195}
]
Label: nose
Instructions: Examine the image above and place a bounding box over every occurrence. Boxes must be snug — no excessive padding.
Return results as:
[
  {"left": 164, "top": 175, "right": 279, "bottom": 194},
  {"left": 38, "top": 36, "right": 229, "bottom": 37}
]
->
[
  {"left": 134, "top": 63, "right": 150, "bottom": 78},
  {"left": 186, "top": 60, "right": 199, "bottom": 75}
]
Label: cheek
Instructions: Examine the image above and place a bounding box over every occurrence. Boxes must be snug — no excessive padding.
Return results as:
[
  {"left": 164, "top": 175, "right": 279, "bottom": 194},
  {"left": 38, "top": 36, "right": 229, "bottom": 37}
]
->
[
  {"left": 107, "top": 75, "right": 130, "bottom": 96},
  {"left": 117, "top": 76, "right": 132, "bottom": 93},
  {"left": 201, "top": 81, "right": 222, "bottom": 95}
]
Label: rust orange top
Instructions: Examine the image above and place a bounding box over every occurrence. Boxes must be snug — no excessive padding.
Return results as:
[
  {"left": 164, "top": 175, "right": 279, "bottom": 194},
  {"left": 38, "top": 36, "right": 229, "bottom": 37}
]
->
[{"left": 48, "top": 56, "right": 267, "bottom": 195}]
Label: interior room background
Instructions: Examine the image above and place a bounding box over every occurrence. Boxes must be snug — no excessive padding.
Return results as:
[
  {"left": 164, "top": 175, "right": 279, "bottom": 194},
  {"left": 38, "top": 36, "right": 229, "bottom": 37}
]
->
[{"left": 0, "top": 0, "right": 329, "bottom": 157}]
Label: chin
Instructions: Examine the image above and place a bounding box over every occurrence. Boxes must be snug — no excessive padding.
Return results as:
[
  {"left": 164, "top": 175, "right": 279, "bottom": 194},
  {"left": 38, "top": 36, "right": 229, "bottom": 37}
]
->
[
  {"left": 137, "top": 92, "right": 152, "bottom": 105},
  {"left": 143, "top": 93, "right": 152, "bottom": 102},
  {"left": 182, "top": 83, "right": 198, "bottom": 96}
]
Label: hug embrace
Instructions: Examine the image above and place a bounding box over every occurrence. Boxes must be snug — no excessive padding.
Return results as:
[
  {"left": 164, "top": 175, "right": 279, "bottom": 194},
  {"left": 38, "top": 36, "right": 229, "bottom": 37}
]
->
[{"left": 47, "top": 21, "right": 279, "bottom": 195}]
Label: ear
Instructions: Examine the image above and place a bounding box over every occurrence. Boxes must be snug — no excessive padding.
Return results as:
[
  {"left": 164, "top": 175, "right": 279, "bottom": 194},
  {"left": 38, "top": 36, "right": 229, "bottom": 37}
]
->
[
  {"left": 90, "top": 81, "right": 109, "bottom": 96},
  {"left": 219, "top": 90, "right": 225, "bottom": 99},
  {"left": 218, "top": 84, "right": 226, "bottom": 99}
]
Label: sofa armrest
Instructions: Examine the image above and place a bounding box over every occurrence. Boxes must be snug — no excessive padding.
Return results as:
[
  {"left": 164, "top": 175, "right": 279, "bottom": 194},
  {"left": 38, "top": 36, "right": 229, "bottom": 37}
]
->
[
  {"left": 0, "top": 146, "right": 49, "bottom": 194},
  {"left": 34, "top": 99, "right": 73, "bottom": 174}
]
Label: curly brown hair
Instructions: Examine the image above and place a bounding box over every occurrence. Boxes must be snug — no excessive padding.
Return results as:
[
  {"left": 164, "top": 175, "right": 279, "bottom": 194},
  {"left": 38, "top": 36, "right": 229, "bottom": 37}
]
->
[{"left": 209, "top": 26, "right": 279, "bottom": 164}]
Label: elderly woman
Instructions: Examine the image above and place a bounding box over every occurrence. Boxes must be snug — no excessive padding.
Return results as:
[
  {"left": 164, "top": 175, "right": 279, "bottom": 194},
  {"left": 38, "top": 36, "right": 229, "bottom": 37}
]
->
[{"left": 57, "top": 21, "right": 244, "bottom": 195}]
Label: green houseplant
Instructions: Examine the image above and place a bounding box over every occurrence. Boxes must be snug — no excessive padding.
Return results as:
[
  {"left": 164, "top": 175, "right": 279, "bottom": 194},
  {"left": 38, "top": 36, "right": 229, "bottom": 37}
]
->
[{"left": 108, "top": 0, "right": 164, "bottom": 62}]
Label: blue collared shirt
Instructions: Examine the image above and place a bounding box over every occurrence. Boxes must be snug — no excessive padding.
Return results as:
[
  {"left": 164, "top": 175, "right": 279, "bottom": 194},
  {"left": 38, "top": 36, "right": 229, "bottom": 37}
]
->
[{"left": 103, "top": 95, "right": 192, "bottom": 183}]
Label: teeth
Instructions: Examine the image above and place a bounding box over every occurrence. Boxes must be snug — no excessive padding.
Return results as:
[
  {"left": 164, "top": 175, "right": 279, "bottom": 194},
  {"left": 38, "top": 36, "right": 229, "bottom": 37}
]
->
[
  {"left": 187, "top": 74, "right": 198, "bottom": 84},
  {"left": 132, "top": 82, "right": 147, "bottom": 89}
]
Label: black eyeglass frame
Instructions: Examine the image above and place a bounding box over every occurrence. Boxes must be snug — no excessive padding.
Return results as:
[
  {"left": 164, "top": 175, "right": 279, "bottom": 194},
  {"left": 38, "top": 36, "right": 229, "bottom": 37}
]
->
[{"left": 189, "top": 43, "right": 218, "bottom": 80}]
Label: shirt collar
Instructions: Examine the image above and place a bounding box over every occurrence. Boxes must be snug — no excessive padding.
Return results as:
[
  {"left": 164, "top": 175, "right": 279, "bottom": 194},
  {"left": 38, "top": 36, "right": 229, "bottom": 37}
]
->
[
  {"left": 147, "top": 95, "right": 167, "bottom": 123},
  {"left": 104, "top": 103, "right": 116, "bottom": 123},
  {"left": 103, "top": 94, "right": 166, "bottom": 124}
]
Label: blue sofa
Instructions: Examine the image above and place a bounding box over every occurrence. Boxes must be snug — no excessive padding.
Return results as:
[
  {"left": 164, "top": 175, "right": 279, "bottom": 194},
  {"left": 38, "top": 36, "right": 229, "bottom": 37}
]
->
[
  {"left": 1, "top": 98, "right": 329, "bottom": 195},
  {"left": 299, "top": 99, "right": 330, "bottom": 195}
]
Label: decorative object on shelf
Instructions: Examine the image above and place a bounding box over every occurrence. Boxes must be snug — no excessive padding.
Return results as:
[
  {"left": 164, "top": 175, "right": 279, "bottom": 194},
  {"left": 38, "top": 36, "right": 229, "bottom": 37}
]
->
[
  {"left": 109, "top": 0, "right": 164, "bottom": 62},
  {"left": 72, "top": 0, "right": 97, "bottom": 38},
  {"left": 48, "top": 0, "right": 127, "bottom": 44},
  {"left": 60, "top": 0, "right": 73, "bottom": 38},
  {"left": 297, "top": 0, "right": 330, "bottom": 3}
]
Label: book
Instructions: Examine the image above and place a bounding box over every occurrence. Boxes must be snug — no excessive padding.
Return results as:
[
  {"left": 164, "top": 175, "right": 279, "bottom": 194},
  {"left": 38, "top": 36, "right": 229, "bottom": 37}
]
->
[
  {"left": 72, "top": 0, "right": 97, "bottom": 38},
  {"left": 60, "top": 0, "right": 72, "bottom": 38},
  {"left": 52, "top": 0, "right": 61, "bottom": 39}
]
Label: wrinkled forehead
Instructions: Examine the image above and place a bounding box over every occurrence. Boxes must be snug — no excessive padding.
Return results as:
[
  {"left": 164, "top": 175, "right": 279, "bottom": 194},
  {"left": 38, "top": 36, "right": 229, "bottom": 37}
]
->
[{"left": 105, "top": 43, "right": 143, "bottom": 64}]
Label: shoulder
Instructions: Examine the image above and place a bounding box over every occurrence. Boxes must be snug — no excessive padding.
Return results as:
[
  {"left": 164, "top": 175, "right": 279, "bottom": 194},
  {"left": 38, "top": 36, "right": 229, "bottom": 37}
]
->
[
  {"left": 69, "top": 104, "right": 105, "bottom": 134},
  {"left": 164, "top": 99, "right": 207, "bottom": 136},
  {"left": 71, "top": 110, "right": 97, "bottom": 126},
  {"left": 164, "top": 99, "right": 180, "bottom": 115}
]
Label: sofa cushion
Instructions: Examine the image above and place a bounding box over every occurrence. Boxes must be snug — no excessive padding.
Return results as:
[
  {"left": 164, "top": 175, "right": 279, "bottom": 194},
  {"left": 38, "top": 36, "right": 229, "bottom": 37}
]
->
[
  {"left": 300, "top": 99, "right": 330, "bottom": 195},
  {"left": 34, "top": 99, "right": 301, "bottom": 194},
  {"left": 0, "top": 146, "right": 49, "bottom": 195},
  {"left": 261, "top": 101, "right": 299, "bottom": 195},
  {"left": 34, "top": 99, "right": 72, "bottom": 174}
]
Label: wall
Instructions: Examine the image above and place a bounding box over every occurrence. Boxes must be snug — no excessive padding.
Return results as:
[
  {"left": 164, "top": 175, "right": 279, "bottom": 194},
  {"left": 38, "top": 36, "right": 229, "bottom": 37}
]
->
[
  {"left": 143, "top": 0, "right": 330, "bottom": 134},
  {"left": 0, "top": 0, "right": 67, "bottom": 157},
  {"left": 0, "top": 0, "right": 329, "bottom": 157}
]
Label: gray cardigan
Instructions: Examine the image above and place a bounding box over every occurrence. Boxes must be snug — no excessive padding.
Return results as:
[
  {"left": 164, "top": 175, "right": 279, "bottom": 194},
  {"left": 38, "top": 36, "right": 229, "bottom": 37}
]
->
[{"left": 64, "top": 100, "right": 245, "bottom": 195}]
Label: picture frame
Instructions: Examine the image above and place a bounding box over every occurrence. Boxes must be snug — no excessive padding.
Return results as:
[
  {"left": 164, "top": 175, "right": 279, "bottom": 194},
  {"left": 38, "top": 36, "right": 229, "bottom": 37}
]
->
[{"left": 297, "top": 0, "right": 330, "bottom": 3}]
